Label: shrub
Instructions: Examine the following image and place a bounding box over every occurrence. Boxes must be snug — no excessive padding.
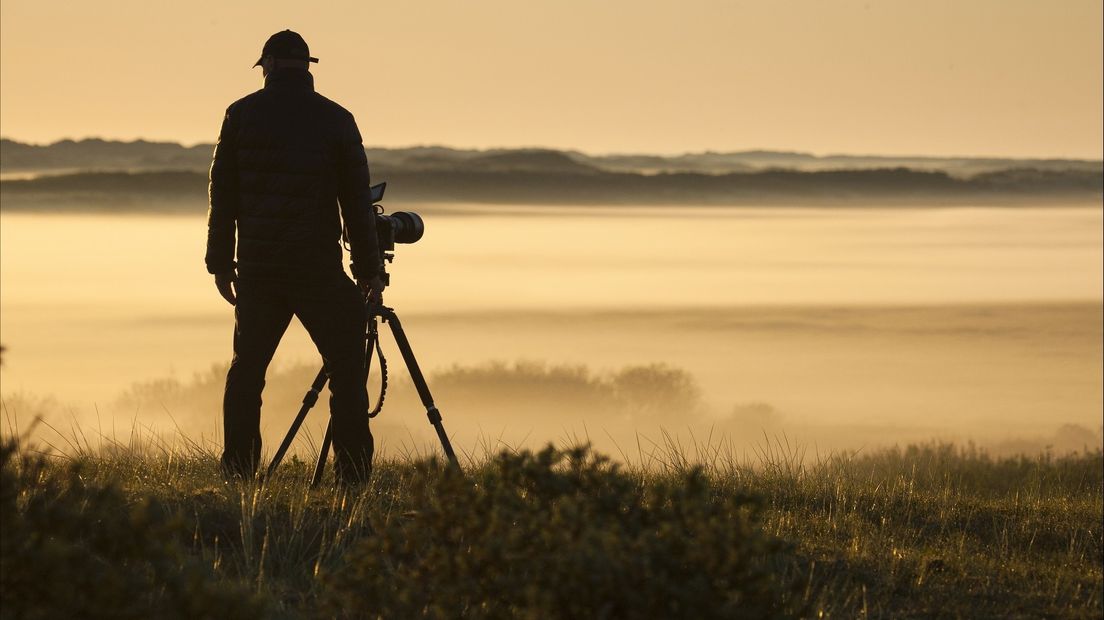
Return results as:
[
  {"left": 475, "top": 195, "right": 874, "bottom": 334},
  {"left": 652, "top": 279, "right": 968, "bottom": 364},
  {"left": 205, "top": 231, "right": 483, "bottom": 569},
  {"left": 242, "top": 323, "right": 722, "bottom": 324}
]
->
[
  {"left": 0, "top": 438, "right": 265, "bottom": 620},
  {"left": 321, "top": 445, "right": 797, "bottom": 619}
]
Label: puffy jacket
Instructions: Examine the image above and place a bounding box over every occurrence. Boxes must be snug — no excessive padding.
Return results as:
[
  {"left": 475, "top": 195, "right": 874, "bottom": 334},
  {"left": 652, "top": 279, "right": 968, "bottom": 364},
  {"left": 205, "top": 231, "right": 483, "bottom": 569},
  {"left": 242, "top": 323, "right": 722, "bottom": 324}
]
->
[{"left": 205, "top": 68, "right": 380, "bottom": 282}]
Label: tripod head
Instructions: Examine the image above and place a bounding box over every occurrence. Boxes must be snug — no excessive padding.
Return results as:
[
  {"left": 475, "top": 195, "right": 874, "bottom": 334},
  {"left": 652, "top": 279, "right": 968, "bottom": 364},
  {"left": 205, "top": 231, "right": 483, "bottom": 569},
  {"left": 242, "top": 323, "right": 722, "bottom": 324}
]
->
[{"left": 377, "top": 250, "right": 395, "bottom": 289}]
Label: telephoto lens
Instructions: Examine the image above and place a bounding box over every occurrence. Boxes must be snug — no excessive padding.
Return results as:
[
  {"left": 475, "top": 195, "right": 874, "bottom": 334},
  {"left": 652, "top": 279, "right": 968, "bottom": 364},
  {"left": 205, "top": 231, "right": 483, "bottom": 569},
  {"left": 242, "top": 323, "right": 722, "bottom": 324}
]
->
[
  {"left": 386, "top": 212, "right": 424, "bottom": 244},
  {"left": 364, "top": 182, "right": 425, "bottom": 249},
  {"left": 374, "top": 211, "right": 424, "bottom": 249}
]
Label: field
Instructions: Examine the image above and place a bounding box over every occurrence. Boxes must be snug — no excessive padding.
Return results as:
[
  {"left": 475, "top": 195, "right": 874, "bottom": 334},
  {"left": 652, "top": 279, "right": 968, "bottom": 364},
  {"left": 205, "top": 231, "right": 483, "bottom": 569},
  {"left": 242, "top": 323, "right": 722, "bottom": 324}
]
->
[
  {"left": 2, "top": 427, "right": 1100, "bottom": 619},
  {"left": 2, "top": 206, "right": 1100, "bottom": 617}
]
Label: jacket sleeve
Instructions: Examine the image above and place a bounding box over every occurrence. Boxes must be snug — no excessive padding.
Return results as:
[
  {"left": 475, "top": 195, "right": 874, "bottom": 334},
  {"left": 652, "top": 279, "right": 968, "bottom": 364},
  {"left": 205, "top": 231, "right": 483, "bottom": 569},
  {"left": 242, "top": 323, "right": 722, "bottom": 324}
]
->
[
  {"left": 335, "top": 112, "right": 382, "bottom": 281},
  {"left": 205, "top": 106, "right": 239, "bottom": 275}
]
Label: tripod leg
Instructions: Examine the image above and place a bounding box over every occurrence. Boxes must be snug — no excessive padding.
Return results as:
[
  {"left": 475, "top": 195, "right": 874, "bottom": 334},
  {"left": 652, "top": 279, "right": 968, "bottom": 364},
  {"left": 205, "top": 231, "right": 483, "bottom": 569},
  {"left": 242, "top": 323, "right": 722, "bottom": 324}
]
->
[
  {"left": 266, "top": 367, "right": 328, "bottom": 479},
  {"left": 382, "top": 310, "right": 461, "bottom": 469},
  {"left": 313, "top": 318, "right": 378, "bottom": 486},
  {"left": 311, "top": 421, "right": 333, "bottom": 487}
]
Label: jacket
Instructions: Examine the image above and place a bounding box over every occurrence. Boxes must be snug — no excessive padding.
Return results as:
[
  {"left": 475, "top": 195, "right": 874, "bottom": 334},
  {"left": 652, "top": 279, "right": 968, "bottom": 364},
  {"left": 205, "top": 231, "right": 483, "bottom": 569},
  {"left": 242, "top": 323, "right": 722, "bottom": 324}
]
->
[{"left": 205, "top": 68, "right": 380, "bottom": 282}]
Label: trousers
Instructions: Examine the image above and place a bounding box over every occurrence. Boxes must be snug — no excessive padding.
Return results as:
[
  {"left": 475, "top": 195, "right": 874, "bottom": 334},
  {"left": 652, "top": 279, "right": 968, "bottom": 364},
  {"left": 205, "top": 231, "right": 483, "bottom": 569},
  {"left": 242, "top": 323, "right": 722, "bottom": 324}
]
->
[{"left": 221, "top": 274, "right": 373, "bottom": 483}]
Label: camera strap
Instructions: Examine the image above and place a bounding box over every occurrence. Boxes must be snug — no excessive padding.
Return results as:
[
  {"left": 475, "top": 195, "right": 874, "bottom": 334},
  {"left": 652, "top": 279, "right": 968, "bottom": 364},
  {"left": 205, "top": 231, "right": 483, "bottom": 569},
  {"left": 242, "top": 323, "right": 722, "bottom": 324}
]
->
[{"left": 365, "top": 317, "right": 388, "bottom": 418}]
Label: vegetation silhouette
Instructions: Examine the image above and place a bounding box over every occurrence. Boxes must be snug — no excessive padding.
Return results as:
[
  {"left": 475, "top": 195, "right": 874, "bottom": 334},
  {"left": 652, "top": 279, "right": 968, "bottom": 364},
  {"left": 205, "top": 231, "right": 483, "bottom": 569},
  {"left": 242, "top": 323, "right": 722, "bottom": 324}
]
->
[{"left": 2, "top": 426, "right": 1100, "bottom": 618}]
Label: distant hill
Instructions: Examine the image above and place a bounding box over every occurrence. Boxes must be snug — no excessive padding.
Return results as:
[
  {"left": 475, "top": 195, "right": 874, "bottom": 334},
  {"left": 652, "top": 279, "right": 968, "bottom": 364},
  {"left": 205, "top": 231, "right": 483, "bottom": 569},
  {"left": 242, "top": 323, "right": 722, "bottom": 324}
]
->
[
  {"left": 1, "top": 138, "right": 1100, "bottom": 210},
  {"left": 3, "top": 138, "right": 1101, "bottom": 177},
  {"left": 0, "top": 138, "right": 211, "bottom": 173},
  {"left": 2, "top": 166, "right": 1100, "bottom": 211}
]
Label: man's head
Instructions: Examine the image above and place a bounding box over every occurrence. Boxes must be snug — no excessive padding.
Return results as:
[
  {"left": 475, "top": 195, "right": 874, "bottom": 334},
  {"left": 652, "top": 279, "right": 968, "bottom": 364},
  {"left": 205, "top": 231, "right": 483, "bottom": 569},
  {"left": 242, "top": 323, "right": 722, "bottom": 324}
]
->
[{"left": 254, "top": 30, "right": 318, "bottom": 77}]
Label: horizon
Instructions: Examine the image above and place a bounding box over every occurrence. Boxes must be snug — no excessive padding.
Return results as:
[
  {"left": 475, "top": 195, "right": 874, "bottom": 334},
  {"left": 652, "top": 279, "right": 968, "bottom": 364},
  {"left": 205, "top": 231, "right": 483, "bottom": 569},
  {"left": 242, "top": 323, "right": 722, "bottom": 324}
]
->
[{"left": 2, "top": 134, "right": 1102, "bottom": 163}]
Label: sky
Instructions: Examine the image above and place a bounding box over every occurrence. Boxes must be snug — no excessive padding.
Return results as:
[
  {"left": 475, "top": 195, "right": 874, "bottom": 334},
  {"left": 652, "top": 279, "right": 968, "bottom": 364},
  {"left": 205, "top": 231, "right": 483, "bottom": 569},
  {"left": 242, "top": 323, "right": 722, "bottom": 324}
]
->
[{"left": 0, "top": 0, "right": 1101, "bottom": 158}]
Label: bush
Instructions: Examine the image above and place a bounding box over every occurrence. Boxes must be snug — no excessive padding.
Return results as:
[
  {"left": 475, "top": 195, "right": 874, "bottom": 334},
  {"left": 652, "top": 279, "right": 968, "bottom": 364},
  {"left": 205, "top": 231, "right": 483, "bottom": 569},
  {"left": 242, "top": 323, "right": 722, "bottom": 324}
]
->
[
  {"left": 321, "top": 445, "right": 797, "bottom": 619},
  {"left": 0, "top": 438, "right": 265, "bottom": 620}
]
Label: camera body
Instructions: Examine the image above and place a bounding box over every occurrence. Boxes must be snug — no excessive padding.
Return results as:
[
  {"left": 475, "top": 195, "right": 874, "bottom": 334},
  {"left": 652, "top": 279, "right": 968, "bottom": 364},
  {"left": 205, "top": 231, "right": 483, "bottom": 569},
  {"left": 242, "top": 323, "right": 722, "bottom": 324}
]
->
[{"left": 368, "top": 182, "right": 424, "bottom": 252}]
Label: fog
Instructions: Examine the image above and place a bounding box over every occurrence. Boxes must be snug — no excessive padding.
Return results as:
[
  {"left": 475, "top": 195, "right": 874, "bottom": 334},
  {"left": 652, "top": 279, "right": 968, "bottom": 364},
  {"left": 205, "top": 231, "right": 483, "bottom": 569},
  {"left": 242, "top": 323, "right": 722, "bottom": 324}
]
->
[{"left": 1, "top": 205, "right": 1101, "bottom": 460}]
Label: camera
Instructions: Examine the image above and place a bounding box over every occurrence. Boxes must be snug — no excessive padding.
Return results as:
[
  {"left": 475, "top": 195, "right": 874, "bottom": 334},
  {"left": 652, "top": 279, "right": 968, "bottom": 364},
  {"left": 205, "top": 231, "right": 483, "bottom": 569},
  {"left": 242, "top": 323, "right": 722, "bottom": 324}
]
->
[{"left": 369, "top": 182, "right": 423, "bottom": 252}]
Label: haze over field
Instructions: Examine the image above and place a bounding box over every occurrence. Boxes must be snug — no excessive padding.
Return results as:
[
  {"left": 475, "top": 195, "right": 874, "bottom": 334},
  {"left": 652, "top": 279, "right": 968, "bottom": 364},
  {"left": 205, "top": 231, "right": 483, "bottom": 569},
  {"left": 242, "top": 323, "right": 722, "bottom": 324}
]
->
[{"left": 2, "top": 206, "right": 1100, "bottom": 459}]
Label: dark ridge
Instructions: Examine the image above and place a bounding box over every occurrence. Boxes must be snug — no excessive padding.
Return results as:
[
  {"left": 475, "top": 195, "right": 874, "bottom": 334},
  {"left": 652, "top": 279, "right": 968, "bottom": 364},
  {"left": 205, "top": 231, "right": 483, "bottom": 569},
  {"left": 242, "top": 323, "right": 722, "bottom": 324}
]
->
[
  {"left": 2, "top": 166, "right": 1100, "bottom": 212},
  {"left": 2, "top": 170, "right": 203, "bottom": 194},
  {"left": 3, "top": 137, "right": 1101, "bottom": 178},
  {"left": 465, "top": 150, "right": 598, "bottom": 173}
]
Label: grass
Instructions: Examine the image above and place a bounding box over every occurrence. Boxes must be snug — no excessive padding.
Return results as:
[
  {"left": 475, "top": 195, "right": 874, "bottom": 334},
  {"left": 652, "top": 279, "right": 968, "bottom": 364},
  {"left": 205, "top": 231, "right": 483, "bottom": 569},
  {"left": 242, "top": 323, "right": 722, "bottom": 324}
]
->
[{"left": 1, "top": 427, "right": 1101, "bottom": 619}]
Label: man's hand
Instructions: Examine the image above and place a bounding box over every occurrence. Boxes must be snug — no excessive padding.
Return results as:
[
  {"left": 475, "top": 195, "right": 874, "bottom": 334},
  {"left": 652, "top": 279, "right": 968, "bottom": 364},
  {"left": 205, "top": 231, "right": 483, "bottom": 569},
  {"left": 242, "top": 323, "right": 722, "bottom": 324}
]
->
[
  {"left": 215, "top": 271, "right": 237, "bottom": 306},
  {"left": 359, "top": 275, "right": 386, "bottom": 304}
]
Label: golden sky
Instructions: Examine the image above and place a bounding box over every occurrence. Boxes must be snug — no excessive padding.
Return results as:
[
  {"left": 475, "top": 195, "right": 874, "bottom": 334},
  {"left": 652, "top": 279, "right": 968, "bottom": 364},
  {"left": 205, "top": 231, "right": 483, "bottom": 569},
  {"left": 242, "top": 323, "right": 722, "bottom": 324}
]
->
[{"left": 1, "top": 0, "right": 1101, "bottom": 158}]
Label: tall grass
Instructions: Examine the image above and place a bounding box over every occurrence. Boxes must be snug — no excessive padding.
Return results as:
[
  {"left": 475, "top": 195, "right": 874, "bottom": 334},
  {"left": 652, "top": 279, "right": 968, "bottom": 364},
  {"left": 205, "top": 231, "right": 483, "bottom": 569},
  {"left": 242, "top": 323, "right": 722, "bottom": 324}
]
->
[{"left": 2, "top": 419, "right": 1100, "bottom": 618}]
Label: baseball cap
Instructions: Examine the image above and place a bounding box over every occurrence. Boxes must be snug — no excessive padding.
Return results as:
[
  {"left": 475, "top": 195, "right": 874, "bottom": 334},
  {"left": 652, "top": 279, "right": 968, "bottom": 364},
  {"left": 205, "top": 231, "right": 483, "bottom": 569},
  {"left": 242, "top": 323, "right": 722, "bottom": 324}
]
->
[{"left": 253, "top": 30, "right": 319, "bottom": 67}]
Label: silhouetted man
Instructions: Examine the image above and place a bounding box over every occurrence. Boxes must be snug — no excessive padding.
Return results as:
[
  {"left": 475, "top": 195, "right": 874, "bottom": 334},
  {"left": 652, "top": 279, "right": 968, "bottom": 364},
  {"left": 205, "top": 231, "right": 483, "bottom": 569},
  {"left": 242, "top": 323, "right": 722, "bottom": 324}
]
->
[{"left": 206, "top": 30, "right": 382, "bottom": 484}]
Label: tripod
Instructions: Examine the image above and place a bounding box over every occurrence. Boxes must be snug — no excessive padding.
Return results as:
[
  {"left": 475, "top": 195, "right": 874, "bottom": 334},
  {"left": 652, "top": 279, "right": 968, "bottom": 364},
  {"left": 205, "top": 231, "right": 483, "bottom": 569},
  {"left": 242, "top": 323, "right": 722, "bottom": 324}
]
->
[{"left": 265, "top": 293, "right": 461, "bottom": 485}]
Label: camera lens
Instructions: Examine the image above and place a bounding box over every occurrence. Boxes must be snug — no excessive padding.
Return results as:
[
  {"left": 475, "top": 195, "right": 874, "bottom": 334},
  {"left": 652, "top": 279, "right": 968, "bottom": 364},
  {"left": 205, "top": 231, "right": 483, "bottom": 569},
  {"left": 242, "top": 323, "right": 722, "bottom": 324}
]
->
[{"left": 390, "top": 211, "right": 425, "bottom": 244}]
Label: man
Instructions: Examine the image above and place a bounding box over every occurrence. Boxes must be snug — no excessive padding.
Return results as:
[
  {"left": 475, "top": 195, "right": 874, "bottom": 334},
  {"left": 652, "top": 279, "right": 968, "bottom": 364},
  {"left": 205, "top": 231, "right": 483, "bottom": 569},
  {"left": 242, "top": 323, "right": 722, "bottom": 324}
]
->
[{"left": 205, "top": 30, "right": 383, "bottom": 484}]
